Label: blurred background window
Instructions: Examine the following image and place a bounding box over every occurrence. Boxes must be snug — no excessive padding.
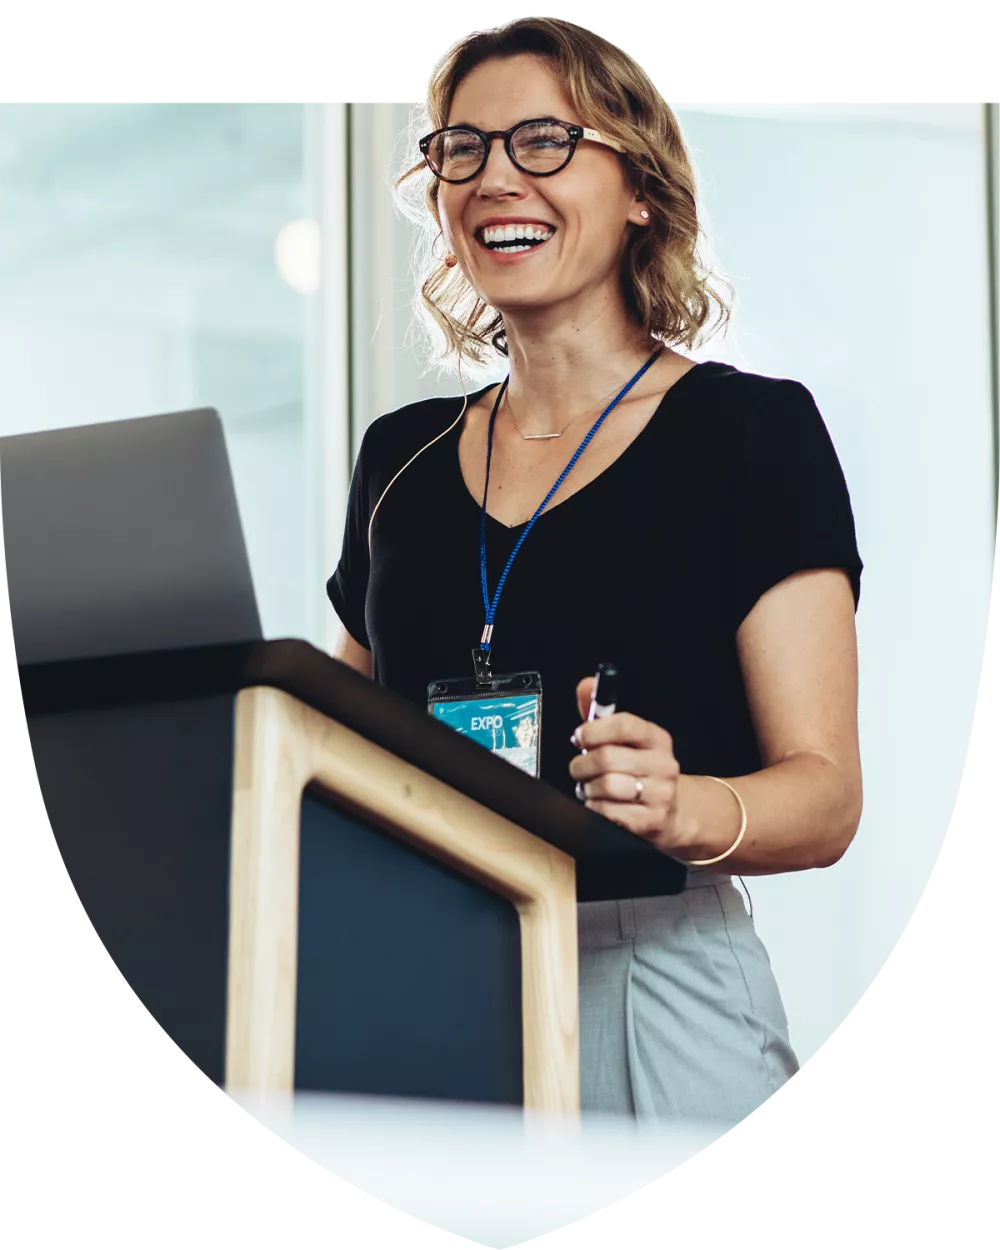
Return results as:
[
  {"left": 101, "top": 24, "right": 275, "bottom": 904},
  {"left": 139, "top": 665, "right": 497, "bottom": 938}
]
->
[{"left": 0, "top": 103, "right": 312, "bottom": 643}]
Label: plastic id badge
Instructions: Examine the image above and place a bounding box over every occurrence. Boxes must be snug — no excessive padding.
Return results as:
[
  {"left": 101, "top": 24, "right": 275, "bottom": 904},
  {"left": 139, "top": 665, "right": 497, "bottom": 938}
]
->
[{"left": 428, "top": 671, "right": 542, "bottom": 778}]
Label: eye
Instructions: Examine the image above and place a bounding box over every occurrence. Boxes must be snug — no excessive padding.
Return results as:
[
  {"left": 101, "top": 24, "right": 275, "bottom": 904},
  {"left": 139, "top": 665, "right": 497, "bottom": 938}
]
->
[
  {"left": 522, "top": 131, "right": 569, "bottom": 151},
  {"left": 442, "top": 131, "right": 482, "bottom": 159},
  {"left": 511, "top": 123, "right": 574, "bottom": 170}
]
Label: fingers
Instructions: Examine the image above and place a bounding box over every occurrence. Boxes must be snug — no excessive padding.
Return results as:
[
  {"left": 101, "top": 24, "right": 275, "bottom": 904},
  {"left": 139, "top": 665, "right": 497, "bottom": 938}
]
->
[
  {"left": 583, "top": 797, "right": 664, "bottom": 840},
  {"left": 570, "top": 743, "right": 643, "bottom": 780},
  {"left": 577, "top": 771, "right": 677, "bottom": 806},
  {"left": 569, "top": 741, "right": 679, "bottom": 782},
  {"left": 572, "top": 711, "right": 672, "bottom": 754}
]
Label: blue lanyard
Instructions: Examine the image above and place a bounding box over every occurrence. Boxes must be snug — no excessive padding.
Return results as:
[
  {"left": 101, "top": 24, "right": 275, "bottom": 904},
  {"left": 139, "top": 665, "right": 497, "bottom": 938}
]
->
[{"left": 476, "top": 346, "right": 663, "bottom": 669}]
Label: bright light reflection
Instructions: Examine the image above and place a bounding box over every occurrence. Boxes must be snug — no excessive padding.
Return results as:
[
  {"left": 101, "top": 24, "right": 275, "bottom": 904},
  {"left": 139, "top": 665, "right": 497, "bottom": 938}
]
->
[{"left": 275, "top": 217, "right": 321, "bottom": 295}]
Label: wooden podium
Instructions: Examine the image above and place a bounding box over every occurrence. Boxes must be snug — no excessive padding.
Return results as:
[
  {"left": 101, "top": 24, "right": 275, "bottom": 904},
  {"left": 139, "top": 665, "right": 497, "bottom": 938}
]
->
[{"left": 19, "top": 639, "right": 686, "bottom": 1116}]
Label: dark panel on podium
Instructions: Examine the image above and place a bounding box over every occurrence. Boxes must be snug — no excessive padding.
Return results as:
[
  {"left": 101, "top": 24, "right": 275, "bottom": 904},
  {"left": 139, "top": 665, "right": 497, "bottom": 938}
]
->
[{"left": 295, "top": 788, "right": 522, "bottom": 1103}]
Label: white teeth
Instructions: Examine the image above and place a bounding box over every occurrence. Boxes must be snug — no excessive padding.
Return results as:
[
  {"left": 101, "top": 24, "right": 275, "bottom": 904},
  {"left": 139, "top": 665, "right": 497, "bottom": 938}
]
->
[{"left": 479, "top": 224, "right": 555, "bottom": 249}]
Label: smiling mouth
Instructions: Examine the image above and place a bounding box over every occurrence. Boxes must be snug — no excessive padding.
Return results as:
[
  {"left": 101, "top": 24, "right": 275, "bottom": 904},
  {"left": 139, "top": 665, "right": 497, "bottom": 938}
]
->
[{"left": 476, "top": 223, "right": 556, "bottom": 254}]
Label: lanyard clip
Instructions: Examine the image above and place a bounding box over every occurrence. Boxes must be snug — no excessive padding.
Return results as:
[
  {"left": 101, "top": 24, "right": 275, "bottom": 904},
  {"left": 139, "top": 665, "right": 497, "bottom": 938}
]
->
[
  {"left": 471, "top": 647, "right": 493, "bottom": 686},
  {"left": 472, "top": 624, "right": 494, "bottom": 686}
]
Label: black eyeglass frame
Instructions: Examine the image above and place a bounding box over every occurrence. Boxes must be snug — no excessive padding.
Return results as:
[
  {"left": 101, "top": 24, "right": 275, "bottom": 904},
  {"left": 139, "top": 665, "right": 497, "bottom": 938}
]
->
[{"left": 418, "top": 117, "right": 626, "bottom": 184}]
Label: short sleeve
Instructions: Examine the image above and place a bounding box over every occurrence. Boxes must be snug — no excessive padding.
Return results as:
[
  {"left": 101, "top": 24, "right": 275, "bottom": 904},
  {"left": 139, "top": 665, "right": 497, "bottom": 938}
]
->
[
  {"left": 727, "top": 379, "right": 863, "bottom": 629},
  {"left": 326, "top": 431, "right": 373, "bottom": 650}
]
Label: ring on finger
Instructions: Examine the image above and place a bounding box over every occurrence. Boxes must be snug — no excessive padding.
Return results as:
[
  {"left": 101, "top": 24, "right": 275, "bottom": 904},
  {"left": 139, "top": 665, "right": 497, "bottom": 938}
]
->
[{"left": 576, "top": 777, "right": 645, "bottom": 804}]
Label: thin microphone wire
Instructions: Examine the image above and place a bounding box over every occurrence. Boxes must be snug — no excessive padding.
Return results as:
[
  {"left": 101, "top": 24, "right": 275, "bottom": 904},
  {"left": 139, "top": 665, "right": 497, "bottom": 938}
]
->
[{"left": 366, "top": 348, "right": 472, "bottom": 557}]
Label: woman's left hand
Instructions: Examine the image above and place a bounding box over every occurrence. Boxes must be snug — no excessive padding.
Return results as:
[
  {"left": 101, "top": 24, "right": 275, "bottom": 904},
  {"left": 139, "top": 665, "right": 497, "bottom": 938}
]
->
[{"left": 569, "top": 677, "right": 680, "bottom": 850}]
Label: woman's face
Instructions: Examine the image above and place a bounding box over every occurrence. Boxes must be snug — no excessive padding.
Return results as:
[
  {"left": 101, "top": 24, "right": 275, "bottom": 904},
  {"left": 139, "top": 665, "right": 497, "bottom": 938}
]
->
[{"left": 438, "top": 53, "right": 647, "bottom": 322}]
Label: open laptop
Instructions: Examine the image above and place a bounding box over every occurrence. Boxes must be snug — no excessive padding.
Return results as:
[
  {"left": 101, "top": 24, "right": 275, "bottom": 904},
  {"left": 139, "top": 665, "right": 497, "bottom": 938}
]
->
[{"left": 0, "top": 408, "right": 262, "bottom": 665}]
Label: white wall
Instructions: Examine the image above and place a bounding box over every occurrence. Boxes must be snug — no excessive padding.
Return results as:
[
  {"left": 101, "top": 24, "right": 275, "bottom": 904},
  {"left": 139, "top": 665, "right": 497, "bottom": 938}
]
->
[{"left": 349, "top": 103, "right": 996, "bottom": 1064}]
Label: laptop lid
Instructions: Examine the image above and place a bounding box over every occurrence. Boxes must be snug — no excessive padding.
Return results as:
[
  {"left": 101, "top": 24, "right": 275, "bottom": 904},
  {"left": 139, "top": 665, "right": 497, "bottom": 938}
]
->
[{"left": 1, "top": 408, "right": 262, "bottom": 665}]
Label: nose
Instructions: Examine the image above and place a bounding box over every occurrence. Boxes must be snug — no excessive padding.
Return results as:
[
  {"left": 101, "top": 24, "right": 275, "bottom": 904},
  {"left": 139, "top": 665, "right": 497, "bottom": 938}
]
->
[{"left": 476, "top": 136, "right": 526, "bottom": 199}]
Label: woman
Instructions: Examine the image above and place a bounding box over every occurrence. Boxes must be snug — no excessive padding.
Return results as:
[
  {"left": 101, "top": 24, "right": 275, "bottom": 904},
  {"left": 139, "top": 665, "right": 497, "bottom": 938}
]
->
[{"left": 329, "top": 17, "right": 863, "bottom": 1122}]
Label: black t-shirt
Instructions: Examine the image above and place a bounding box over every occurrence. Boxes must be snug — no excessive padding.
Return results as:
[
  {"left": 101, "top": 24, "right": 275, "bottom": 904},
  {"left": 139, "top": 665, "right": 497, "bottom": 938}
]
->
[{"left": 328, "top": 360, "right": 862, "bottom": 800}]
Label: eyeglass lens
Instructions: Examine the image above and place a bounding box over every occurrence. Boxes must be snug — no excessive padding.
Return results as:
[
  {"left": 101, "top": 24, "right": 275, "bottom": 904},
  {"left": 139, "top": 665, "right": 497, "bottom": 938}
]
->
[{"left": 426, "top": 121, "right": 574, "bottom": 180}]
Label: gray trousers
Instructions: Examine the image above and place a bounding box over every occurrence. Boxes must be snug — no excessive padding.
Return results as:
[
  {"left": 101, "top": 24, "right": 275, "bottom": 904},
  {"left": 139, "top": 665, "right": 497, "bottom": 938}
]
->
[{"left": 578, "top": 877, "right": 798, "bottom": 1121}]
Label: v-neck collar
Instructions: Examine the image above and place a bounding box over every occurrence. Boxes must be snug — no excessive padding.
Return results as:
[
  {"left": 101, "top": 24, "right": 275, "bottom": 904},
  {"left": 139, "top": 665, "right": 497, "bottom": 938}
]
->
[{"left": 452, "top": 359, "right": 719, "bottom": 530}]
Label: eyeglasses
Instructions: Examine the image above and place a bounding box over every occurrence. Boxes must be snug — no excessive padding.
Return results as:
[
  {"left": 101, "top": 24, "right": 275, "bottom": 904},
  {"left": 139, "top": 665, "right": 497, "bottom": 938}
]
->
[{"left": 418, "top": 117, "right": 626, "bottom": 184}]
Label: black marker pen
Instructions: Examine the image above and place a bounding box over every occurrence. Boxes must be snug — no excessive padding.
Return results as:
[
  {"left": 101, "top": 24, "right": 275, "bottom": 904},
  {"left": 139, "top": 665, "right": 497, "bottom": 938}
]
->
[
  {"left": 575, "top": 662, "right": 621, "bottom": 800},
  {"left": 587, "top": 661, "right": 621, "bottom": 722}
]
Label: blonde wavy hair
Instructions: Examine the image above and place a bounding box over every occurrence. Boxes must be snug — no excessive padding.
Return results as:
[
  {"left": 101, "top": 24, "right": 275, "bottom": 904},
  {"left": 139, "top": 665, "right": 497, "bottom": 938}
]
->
[{"left": 394, "top": 16, "right": 733, "bottom": 367}]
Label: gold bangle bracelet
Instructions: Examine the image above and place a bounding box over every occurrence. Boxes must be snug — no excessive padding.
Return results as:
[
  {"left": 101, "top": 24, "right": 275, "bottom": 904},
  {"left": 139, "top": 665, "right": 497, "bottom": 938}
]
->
[{"left": 684, "top": 776, "right": 747, "bottom": 867}]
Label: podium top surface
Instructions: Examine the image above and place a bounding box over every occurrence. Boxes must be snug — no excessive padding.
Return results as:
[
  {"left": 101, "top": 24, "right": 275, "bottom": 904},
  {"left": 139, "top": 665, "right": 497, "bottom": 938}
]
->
[{"left": 18, "top": 639, "right": 688, "bottom": 900}]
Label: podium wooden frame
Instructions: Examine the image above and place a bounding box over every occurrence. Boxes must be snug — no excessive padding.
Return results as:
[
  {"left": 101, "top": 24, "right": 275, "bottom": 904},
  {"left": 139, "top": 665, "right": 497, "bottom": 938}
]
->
[{"left": 224, "top": 685, "right": 581, "bottom": 1115}]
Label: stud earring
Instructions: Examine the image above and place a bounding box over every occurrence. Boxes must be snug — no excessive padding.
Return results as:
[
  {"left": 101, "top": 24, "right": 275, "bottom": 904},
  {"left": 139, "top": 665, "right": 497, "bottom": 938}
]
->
[
  {"left": 444, "top": 253, "right": 458, "bottom": 268},
  {"left": 639, "top": 210, "right": 650, "bottom": 220}
]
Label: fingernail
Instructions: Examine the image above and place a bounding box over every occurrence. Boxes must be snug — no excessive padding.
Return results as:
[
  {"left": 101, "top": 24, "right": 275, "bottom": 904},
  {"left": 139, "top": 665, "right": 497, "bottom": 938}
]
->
[{"left": 570, "top": 730, "right": 581, "bottom": 748}]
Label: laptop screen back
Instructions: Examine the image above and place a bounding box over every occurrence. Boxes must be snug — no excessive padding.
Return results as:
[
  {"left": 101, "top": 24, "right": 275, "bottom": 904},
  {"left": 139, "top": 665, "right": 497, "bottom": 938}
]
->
[{"left": 1, "top": 408, "right": 262, "bottom": 665}]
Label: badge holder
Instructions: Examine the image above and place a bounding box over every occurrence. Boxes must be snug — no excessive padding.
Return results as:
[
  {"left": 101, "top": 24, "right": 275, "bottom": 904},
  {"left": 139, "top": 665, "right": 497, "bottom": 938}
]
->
[{"left": 428, "top": 652, "right": 543, "bottom": 779}]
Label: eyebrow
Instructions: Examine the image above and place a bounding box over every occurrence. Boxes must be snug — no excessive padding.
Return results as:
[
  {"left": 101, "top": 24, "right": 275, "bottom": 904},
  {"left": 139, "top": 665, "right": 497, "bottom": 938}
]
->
[{"left": 444, "top": 116, "right": 570, "bottom": 130}]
